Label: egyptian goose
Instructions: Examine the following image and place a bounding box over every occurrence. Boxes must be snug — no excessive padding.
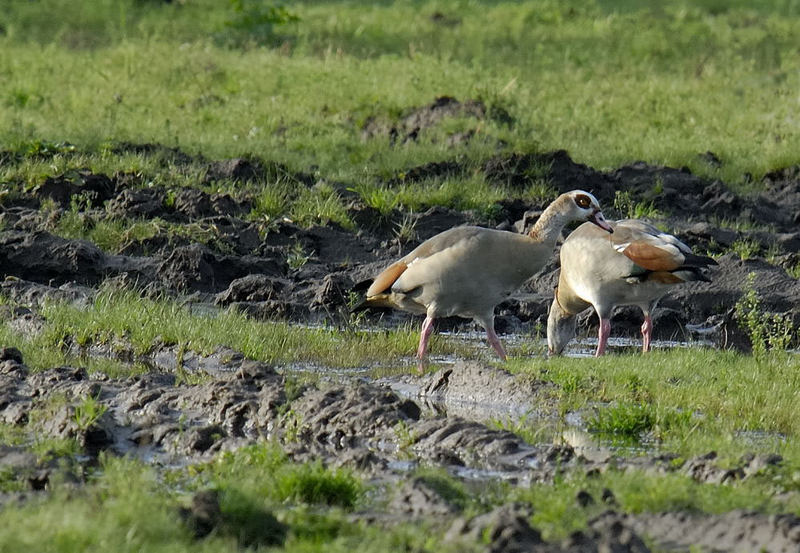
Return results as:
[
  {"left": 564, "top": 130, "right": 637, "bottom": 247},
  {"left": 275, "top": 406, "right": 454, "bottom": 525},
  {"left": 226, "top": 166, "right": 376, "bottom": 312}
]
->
[
  {"left": 362, "top": 190, "right": 612, "bottom": 366},
  {"left": 547, "top": 219, "right": 717, "bottom": 357}
]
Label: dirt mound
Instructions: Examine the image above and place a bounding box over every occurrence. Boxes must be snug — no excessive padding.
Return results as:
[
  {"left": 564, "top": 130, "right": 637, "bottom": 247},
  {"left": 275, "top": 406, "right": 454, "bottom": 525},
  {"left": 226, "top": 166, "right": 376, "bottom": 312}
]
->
[
  {"left": 482, "top": 150, "right": 800, "bottom": 234},
  {"left": 446, "top": 503, "right": 651, "bottom": 553},
  {"left": 362, "top": 96, "right": 509, "bottom": 145},
  {"left": 388, "top": 160, "right": 465, "bottom": 184},
  {"left": 484, "top": 150, "right": 615, "bottom": 199},
  {"left": 171, "top": 188, "right": 250, "bottom": 219},
  {"left": 106, "top": 186, "right": 170, "bottom": 219},
  {"left": 418, "top": 361, "right": 554, "bottom": 419},
  {"left": 33, "top": 171, "right": 117, "bottom": 208},
  {"left": 762, "top": 165, "right": 800, "bottom": 225},
  {"left": 157, "top": 243, "right": 285, "bottom": 294},
  {"left": 0, "top": 231, "right": 156, "bottom": 286},
  {"left": 608, "top": 509, "right": 800, "bottom": 553},
  {"left": 389, "top": 476, "right": 463, "bottom": 517}
]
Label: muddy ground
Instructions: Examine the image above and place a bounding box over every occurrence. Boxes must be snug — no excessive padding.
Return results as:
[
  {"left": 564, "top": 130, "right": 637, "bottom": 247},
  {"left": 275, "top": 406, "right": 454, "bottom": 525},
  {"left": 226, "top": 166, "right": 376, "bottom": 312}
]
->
[{"left": 2, "top": 113, "right": 800, "bottom": 550}]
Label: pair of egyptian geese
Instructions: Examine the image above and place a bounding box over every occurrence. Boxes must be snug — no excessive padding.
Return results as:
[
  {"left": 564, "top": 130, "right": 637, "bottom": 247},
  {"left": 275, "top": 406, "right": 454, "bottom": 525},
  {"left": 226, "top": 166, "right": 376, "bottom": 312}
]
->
[{"left": 361, "top": 190, "right": 716, "bottom": 364}]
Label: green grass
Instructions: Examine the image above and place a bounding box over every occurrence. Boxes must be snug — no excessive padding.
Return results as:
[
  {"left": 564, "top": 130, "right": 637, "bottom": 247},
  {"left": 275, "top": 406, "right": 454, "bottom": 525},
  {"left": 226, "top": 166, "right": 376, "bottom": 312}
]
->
[
  {"left": 729, "top": 238, "right": 763, "bottom": 260},
  {"left": 0, "top": 445, "right": 463, "bottom": 553},
  {"left": 612, "top": 190, "right": 661, "bottom": 220},
  {"left": 3, "top": 0, "right": 800, "bottom": 188},
  {"left": 0, "top": 323, "right": 151, "bottom": 380},
  {"left": 197, "top": 444, "right": 362, "bottom": 509},
  {"left": 0, "top": 285, "right": 463, "bottom": 371},
  {"left": 509, "top": 348, "right": 800, "bottom": 444},
  {"left": 586, "top": 402, "right": 654, "bottom": 437},
  {"left": 353, "top": 171, "right": 510, "bottom": 217},
  {"left": 52, "top": 212, "right": 236, "bottom": 256},
  {"left": 4, "top": 2, "right": 800, "bottom": 548}
]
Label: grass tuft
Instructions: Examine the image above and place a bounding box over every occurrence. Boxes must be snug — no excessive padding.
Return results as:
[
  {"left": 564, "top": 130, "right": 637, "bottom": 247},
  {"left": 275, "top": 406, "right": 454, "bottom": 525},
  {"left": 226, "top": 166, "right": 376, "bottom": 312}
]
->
[
  {"left": 201, "top": 443, "right": 362, "bottom": 508},
  {"left": 586, "top": 403, "right": 655, "bottom": 438}
]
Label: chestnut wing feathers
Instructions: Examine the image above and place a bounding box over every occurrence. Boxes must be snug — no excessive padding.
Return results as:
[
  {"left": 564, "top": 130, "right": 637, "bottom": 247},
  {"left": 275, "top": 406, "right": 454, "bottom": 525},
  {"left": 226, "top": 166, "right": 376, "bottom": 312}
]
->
[
  {"left": 617, "top": 241, "right": 685, "bottom": 271},
  {"left": 611, "top": 220, "right": 716, "bottom": 274}
]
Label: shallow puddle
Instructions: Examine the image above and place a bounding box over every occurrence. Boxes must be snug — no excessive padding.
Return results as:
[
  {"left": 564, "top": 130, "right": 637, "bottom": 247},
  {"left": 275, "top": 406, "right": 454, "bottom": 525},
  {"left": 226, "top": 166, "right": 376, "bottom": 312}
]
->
[
  {"left": 277, "top": 325, "right": 720, "bottom": 462},
  {"left": 560, "top": 336, "right": 717, "bottom": 357}
]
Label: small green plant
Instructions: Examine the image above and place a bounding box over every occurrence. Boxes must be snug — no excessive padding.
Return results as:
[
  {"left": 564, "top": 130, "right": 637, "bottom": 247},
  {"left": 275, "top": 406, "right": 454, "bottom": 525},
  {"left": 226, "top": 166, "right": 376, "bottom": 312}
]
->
[
  {"left": 651, "top": 177, "right": 664, "bottom": 195},
  {"left": 613, "top": 190, "right": 660, "bottom": 219},
  {"left": 287, "top": 241, "right": 311, "bottom": 269},
  {"left": 225, "top": 0, "right": 299, "bottom": 41},
  {"left": 360, "top": 186, "right": 399, "bottom": 216},
  {"left": 730, "top": 239, "right": 761, "bottom": 260},
  {"left": 280, "top": 408, "right": 303, "bottom": 443},
  {"left": 552, "top": 370, "right": 584, "bottom": 396},
  {"left": 283, "top": 375, "right": 306, "bottom": 404},
  {"left": 291, "top": 183, "right": 354, "bottom": 230},
  {"left": 53, "top": 191, "right": 93, "bottom": 238},
  {"left": 412, "top": 468, "right": 469, "bottom": 510},
  {"left": 621, "top": 373, "right": 651, "bottom": 403},
  {"left": 73, "top": 394, "right": 108, "bottom": 431},
  {"left": 276, "top": 461, "right": 361, "bottom": 508},
  {"left": 393, "top": 211, "right": 417, "bottom": 244},
  {"left": 213, "top": 488, "right": 287, "bottom": 548},
  {"left": 735, "top": 272, "right": 794, "bottom": 356},
  {"left": 710, "top": 216, "right": 773, "bottom": 233},
  {"left": 19, "top": 140, "right": 75, "bottom": 157},
  {"left": 394, "top": 420, "right": 418, "bottom": 457},
  {"left": 523, "top": 182, "right": 557, "bottom": 204},
  {"left": 490, "top": 412, "right": 546, "bottom": 444},
  {"left": 163, "top": 188, "right": 177, "bottom": 209},
  {"left": 0, "top": 466, "right": 26, "bottom": 493},
  {"left": 251, "top": 181, "right": 290, "bottom": 220},
  {"left": 587, "top": 402, "right": 654, "bottom": 439}
]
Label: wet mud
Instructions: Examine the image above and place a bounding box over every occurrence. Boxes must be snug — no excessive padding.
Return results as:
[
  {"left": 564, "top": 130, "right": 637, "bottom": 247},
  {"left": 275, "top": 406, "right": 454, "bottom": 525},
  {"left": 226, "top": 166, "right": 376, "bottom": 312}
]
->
[{"left": 3, "top": 132, "right": 800, "bottom": 550}]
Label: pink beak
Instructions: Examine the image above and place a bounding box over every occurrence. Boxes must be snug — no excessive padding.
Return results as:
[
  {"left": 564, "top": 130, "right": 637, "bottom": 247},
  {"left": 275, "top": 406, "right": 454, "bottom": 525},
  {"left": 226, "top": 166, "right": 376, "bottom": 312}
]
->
[{"left": 590, "top": 210, "right": 613, "bottom": 233}]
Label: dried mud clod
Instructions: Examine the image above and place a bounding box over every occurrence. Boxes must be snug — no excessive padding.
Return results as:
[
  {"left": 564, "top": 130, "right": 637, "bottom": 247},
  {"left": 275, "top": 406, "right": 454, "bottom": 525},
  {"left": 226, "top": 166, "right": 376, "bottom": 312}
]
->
[{"left": 361, "top": 96, "right": 512, "bottom": 146}]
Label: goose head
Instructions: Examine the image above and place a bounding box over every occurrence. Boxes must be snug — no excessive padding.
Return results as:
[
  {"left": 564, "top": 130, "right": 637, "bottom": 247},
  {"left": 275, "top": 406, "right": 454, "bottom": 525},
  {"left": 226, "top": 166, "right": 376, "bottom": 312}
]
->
[
  {"left": 547, "top": 289, "right": 576, "bottom": 356},
  {"left": 565, "top": 190, "right": 612, "bottom": 232}
]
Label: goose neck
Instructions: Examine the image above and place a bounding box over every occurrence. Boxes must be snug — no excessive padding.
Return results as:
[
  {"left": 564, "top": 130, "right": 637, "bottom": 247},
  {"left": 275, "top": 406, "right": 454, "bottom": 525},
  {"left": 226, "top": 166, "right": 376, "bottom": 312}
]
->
[{"left": 527, "top": 208, "right": 567, "bottom": 247}]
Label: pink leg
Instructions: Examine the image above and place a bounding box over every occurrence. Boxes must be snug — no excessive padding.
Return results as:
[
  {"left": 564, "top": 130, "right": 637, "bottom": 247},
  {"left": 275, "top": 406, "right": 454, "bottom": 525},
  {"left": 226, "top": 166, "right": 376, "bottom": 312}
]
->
[
  {"left": 416, "top": 316, "right": 435, "bottom": 369},
  {"left": 595, "top": 318, "right": 611, "bottom": 357},
  {"left": 641, "top": 315, "right": 652, "bottom": 353},
  {"left": 486, "top": 327, "right": 508, "bottom": 361}
]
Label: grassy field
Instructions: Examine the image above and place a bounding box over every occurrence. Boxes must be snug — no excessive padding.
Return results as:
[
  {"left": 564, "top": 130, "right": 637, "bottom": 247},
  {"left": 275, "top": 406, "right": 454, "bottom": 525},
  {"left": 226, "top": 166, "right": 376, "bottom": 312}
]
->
[
  {"left": 3, "top": 0, "right": 800, "bottom": 189},
  {"left": 4, "top": 1, "right": 800, "bottom": 551}
]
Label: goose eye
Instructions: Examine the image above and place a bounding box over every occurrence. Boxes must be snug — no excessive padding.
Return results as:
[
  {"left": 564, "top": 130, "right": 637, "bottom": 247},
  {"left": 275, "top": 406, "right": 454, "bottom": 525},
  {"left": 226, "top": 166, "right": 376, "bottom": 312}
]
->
[{"left": 575, "top": 194, "right": 591, "bottom": 209}]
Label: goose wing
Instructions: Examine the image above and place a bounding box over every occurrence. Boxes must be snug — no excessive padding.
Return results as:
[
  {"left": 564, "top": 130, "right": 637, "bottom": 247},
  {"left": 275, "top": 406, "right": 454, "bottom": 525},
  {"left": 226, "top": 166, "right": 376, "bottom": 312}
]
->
[
  {"left": 611, "top": 219, "right": 716, "bottom": 272},
  {"left": 366, "top": 226, "right": 486, "bottom": 297}
]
